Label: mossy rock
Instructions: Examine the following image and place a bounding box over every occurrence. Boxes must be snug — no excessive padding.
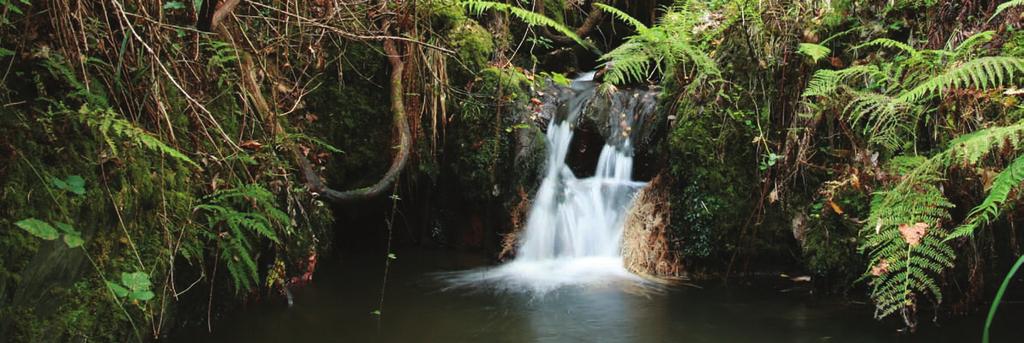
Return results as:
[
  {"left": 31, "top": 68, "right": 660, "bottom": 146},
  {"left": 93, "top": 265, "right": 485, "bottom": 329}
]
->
[
  {"left": 448, "top": 20, "right": 495, "bottom": 78},
  {"left": 666, "top": 103, "right": 757, "bottom": 267},
  {"left": 422, "top": 0, "right": 468, "bottom": 31}
]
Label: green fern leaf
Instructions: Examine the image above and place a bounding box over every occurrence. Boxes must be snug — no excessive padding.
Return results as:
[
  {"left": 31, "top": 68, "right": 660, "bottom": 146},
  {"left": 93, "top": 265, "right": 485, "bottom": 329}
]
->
[
  {"left": 949, "top": 154, "right": 1024, "bottom": 240},
  {"left": 798, "top": 43, "right": 831, "bottom": 64},
  {"left": 594, "top": 3, "right": 649, "bottom": 34},
  {"left": 463, "top": 1, "right": 591, "bottom": 49}
]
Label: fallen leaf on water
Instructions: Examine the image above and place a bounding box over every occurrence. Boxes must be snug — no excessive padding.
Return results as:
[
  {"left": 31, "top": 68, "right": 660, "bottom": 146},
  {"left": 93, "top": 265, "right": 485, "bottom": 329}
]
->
[{"left": 899, "top": 222, "right": 928, "bottom": 247}]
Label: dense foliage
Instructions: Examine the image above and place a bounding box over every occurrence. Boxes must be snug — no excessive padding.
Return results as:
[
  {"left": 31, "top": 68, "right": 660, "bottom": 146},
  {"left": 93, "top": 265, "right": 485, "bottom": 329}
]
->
[{"left": 3, "top": 0, "right": 1024, "bottom": 341}]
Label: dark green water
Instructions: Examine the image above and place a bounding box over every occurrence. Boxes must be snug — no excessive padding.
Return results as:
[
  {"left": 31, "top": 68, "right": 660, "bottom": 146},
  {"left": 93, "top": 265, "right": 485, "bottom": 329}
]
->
[{"left": 175, "top": 249, "right": 1021, "bottom": 342}]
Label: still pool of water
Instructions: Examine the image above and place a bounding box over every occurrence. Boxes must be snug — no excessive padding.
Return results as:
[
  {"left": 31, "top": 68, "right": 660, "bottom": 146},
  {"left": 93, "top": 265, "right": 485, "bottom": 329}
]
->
[{"left": 175, "top": 249, "right": 1022, "bottom": 342}]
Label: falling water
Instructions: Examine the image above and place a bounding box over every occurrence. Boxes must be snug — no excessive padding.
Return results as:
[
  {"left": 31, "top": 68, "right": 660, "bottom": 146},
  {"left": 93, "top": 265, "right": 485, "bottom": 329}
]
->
[{"left": 444, "top": 74, "right": 655, "bottom": 293}]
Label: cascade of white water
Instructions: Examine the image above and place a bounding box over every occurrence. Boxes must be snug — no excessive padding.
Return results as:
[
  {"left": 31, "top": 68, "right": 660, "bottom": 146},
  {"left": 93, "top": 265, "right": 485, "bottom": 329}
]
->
[
  {"left": 516, "top": 121, "right": 645, "bottom": 261},
  {"left": 442, "top": 75, "right": 651, "bottom": 293}
]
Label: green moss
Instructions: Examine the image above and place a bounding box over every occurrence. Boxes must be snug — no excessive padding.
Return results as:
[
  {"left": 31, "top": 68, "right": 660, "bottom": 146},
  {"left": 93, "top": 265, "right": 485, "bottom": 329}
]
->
[
  {"left": 448, "top": 20, "right": 495, "bottom": 77},
  {"left": 306, "top": 43, "right": 392, "bottom": 190},
  {"left": 1, "top": 76, "right": 333, "bottom": 341},
  {"left": 448, "top": 67, "right": 532, "bottom": 202},
  {"left": 800, "top": 192, "right": 867, "bottom": 292},
  {"left": 422, "top": 0, "right": 467, "bottom": 30},
  {"left": 667, "top": 102, "right": 757, "bottom": 266}
]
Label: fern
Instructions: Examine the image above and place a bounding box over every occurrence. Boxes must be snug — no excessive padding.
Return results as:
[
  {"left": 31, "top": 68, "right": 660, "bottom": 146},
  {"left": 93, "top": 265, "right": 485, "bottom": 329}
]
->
[
  {"left": 599, "top": 7, "right": 720, "bottom": 85},
  {"left": 802, "top": 65, "right": 882, "bottom": 97},
  {"left": 862, "top": 161, "right": 955, "bottom": 321},
  {"left": 77, "top": 105, "right": 199, "bottom": 168},
  {"left": 594, "top": 3, "right": 649, "bottom": 34},
  {"left": 843, "top": 91, "right": 917, "bottom": 150},
  {"left": 859, "top": 120, "right": 1024, "bottom": 322},
  {"left": 196, "top": 184, "right": 288, "bottom": 292},
  {"left": 798, "top": 43, "right": 831, "bottom": 64},
  {"left": 462, "top": 1, "right": 590, "bottom": 49},
  {"left": 806, "top": 34, "right": 1024, "bottom": 152},
  {"left": 899, "top": 56, "right": 1024, "bottom": 103},
  {"left": 41, "top": 55, "right": 109, "bottom": 107},
  {"left": 941, "top": 121, "right": 1024, "bottom": 167},
  {"left": 857, "top": 38, "right": 922, "bottom": 59},
  {"left": 935, "top": 121, "right": 1024, "bottom": 239},
  {"left": 990, "top": 0, "right": 1024, "bottom": 22},
  {"left": 950, "top": 155, "right": 1024, "bottom": 240},
  {"left": 952, "top": 30, "right": 996, "bottom": 60}
]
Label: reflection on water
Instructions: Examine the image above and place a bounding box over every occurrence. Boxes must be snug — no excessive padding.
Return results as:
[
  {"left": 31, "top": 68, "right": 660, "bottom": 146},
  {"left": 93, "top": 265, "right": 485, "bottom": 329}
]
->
[{"left": 174, "top": 249, "right": 1023, "bottom": 343}]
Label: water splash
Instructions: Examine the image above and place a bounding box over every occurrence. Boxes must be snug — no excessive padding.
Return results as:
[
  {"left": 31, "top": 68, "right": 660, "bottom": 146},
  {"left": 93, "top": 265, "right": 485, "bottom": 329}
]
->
[{"left": 443, "top": 75, "right": 654, "bottom": 294}]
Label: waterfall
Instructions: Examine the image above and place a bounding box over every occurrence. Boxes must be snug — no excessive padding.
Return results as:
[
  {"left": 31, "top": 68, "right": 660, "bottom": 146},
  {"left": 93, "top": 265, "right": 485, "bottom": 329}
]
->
[
  {"left": 517, "top": 114, "right": 645, "bottom": 261},
  {"left": 443, "top": 75, "right": 656, "bottom": 293}
]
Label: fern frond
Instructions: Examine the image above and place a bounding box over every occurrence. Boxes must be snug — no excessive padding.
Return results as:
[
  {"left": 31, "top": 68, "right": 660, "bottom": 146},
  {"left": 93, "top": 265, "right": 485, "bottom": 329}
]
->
[
  {"left": 949, "top": 154, "right": 1024, "bottom": 240},
  {"left": 857, "top": 38, "right": 921, "bottom": 59},
  {"left": 844, "top": 91, "right": 916, "bottom": 150},
  {"left": 990, "top": 0, "right": 1024, "bottom": 22},
  {"left": 196, "top": 184, "right": 290, "bottom": 292},
  {"left": 862, "top": 160, "right": 955, "bottom": 320},
  {"left": 899, "top": 56, "right": 1024, "bottom": 103},
  {"left": 463, "top": 1, "right": 589, "bottom": 48},
  {"left": 77, "top": 105, "right": 199, "bottom": 168},
  {"left": 798, "top": 43, "right": 831, "bottom": 64},
  {"left": 600, "top": 39, "right": 656, "bottom": 85},
  {"left": 598, "top": 7, "right": 718, "bottom": 86},
  {"left": 803, "top": 65, "right": 882, "bottom": 97},
  {"left": 952, "top": 30, "right": 996, "bottom": 59},
  {"left": 594, "top": 3, "right": 649, "bottom": 34},
  {"left": 942, "top": 121, "right": 1024, "bottom": 167}
]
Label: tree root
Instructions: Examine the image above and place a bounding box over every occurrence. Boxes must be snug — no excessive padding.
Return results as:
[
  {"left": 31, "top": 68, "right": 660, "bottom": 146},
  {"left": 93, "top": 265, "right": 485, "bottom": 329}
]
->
[
  {"left": 310, "top": 39, "right": 410, "bottom": 203},
  {"left": 215, "top": 6, "right": 410, "bottom": 204}
]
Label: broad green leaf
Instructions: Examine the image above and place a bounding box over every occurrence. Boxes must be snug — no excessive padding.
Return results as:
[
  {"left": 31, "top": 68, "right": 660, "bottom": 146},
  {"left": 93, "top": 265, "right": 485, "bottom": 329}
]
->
[
  {"left": 51, "top": 177, "right": 68, "bottom": 190},
  {"left": 371, "top": 310, "right": 381, "bottom": 316},
  {"left": 194, "top": 0, "right": 203, "bottom": 11},
  {"left": 163, "top": 1, "right": 185, "bottom": 10},
  {"left": 63, "top": 233, "right": 84, "bottom": 248},
  {"left": 0, "top": 47, "right": 14, "bottom": 57},
  {"left": 15, "top": 218, "right": 58, "bottom": 240},
  {"left": 65, "top": 175, "right": 85, "bottom": 195},
  {"left": 121, "top": 272, "right": 152, "bottom": 291},
  {"left": 51, "top": 175, "right": 86, "bottom": 195},
  {"left": 131, "top": 290, "right": 155, "bottom": 301},
  {"left": 53, "top": 221, "right": 78, "bottom": 234},
  {"left": 387, "top": 253, "right": 397, "bottom": 260},
  {"left": 106, "top": 281, "right": 129, "bottom": 298}
]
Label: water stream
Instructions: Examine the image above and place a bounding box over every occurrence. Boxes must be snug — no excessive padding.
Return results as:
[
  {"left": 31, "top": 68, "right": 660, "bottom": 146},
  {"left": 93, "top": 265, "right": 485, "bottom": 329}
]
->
[{"left": 444, "top": 75, "right": 651, "bottom": 293}]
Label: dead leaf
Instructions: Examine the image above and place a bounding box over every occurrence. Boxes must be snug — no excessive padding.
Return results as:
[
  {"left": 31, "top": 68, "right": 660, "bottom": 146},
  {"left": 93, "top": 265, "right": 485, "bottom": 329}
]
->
[
  {"left": 899, "top": 222, "right": 929, "bottom": 247},
  {"left": 871, "top": 259, "right": 890, "bottom": 276},
  {"left": 829, "top": 56, "right": 845, "bottom": 68},
  {"left": 240, "top": 140, "right": 263, "bottom": 150},
  {"left": 828, "top": 199, "right": 844, "bottom": 215}
]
